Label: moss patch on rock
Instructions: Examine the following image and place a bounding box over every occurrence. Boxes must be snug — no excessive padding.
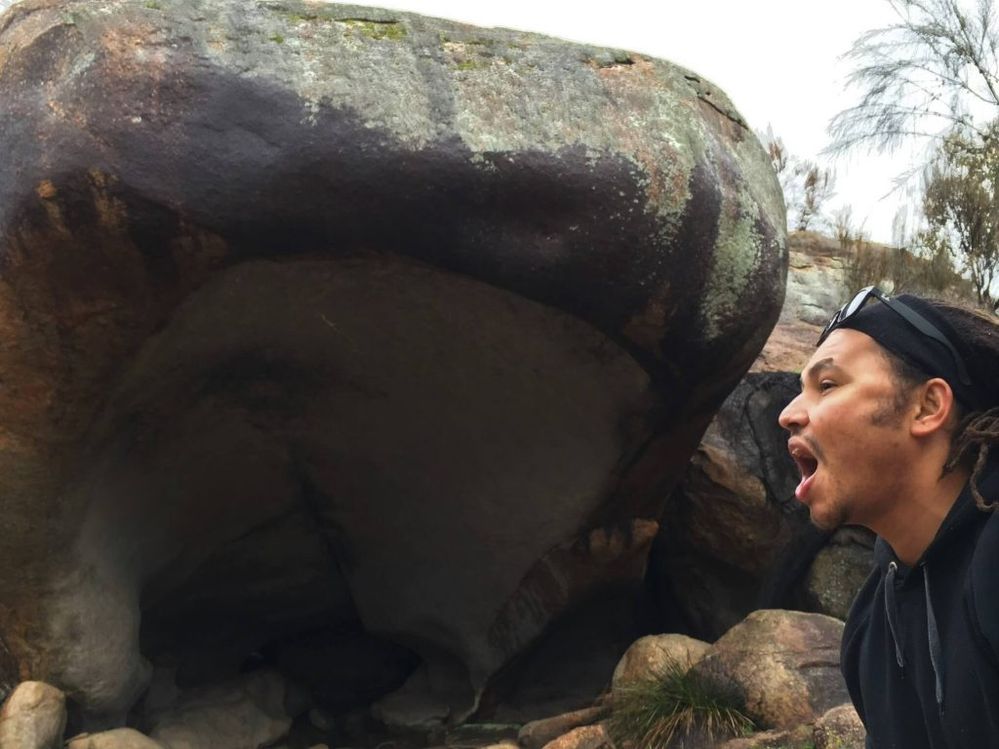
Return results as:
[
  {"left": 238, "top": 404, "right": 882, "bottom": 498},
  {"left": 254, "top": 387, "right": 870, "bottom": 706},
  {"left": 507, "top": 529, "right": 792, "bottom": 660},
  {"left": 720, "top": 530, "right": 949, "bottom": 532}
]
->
[{"left": 342, "top": 18, "right": 406, "bottom": 41}]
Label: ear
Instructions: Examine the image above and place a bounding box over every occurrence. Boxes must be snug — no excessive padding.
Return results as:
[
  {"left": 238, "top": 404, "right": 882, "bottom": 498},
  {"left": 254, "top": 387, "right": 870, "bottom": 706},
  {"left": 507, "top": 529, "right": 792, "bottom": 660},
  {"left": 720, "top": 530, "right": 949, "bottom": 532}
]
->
[{"left": 910, "top": 377, "right": 957, "bottom": 437}]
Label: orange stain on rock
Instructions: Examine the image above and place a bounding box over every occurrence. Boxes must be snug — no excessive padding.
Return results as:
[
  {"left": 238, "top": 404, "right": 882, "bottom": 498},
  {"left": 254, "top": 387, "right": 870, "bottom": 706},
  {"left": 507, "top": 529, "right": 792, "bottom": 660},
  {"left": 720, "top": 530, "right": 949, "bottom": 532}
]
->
[{"left": 36, "top": 181, "right": 57, "bottom": 200}]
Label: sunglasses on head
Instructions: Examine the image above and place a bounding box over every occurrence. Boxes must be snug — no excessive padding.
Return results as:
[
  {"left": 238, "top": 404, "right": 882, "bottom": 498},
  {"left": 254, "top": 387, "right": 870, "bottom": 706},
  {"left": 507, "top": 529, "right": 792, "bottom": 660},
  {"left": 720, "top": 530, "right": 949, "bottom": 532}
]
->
[{"left": 819, "top": 286, "right": 972, "bottom": 387}]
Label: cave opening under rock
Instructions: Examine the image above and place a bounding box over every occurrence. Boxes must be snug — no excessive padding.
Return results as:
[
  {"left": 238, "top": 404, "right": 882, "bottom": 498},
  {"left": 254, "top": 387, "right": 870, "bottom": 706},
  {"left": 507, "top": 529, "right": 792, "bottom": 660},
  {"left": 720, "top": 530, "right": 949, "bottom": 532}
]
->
[{"left": 53, "top": 252, "right": 664, "bottom": 736}]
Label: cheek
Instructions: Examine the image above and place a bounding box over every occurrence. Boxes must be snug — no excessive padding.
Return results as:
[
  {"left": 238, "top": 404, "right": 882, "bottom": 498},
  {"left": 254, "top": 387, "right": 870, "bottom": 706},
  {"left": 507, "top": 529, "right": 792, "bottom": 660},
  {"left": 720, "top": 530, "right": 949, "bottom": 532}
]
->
[
  {"left": 810, "top": 401, "right": 851, "bottom": 436},
  {"left": 811, "top": 404, "right": 879, "bottom": 463}
]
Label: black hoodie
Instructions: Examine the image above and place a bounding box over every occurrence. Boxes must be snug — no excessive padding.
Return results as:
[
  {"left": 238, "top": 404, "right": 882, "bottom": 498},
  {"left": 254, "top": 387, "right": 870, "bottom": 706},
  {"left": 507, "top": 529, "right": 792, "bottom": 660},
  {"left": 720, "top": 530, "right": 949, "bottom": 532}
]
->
[{"left": 842, "top": 462, "right": 999, "bottom": 748}]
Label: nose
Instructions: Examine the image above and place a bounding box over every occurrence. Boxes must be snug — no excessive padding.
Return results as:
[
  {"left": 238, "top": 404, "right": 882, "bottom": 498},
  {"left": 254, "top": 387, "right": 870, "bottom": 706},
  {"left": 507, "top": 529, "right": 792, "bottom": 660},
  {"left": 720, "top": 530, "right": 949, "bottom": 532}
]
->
[{"left": 778, "top": 392, "right": 807, "bottom": 431}]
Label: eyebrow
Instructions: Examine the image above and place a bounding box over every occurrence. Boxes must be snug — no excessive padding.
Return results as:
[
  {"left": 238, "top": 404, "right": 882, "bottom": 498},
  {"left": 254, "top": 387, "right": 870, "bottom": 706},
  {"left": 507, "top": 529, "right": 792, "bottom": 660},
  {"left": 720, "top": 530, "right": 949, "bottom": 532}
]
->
[{"left": 800, "top": 357, "right": 838, "bottom": 388}]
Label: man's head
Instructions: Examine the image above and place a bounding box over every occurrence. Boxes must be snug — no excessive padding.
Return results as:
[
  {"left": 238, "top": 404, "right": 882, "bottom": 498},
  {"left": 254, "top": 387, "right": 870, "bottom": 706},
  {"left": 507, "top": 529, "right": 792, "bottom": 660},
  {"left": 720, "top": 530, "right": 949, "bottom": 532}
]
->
[
  {"left": 778, "top": 288, "right": 999, "bottom": 532},
  {"left": 818, "top": 287, "right": 981, "bottom": 410}
]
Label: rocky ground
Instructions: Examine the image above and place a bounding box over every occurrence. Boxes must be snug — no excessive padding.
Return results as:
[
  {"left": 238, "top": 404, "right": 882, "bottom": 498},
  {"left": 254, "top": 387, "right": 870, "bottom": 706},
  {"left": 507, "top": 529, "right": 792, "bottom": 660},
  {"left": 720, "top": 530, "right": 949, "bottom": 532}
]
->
[{"left": 0, "top": 611, "right": 865, "bottom": 749}]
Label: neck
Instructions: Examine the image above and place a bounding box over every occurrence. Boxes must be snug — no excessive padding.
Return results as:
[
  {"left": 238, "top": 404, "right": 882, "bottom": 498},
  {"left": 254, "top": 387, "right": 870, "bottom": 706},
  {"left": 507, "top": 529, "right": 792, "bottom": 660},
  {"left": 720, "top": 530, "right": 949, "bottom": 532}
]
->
[{"left": 871, "top": 461, "right": 970, "bottom": 566}]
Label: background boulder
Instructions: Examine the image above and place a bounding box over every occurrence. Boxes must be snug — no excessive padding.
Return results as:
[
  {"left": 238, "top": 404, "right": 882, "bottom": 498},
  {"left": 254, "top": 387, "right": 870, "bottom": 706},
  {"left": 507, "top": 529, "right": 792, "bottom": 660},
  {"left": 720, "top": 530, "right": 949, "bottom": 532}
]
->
[
  {"left": 654, "top": 371, "right": 815, "bottom": 638},
  {"left": 658, "top": 232, "right": 876, "bottom": 639}
]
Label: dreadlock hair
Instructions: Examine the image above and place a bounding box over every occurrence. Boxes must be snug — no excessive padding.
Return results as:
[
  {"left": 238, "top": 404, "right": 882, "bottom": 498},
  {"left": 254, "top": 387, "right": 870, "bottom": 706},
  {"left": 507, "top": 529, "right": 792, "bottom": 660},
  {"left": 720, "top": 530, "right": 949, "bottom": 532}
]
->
[{"left": 885, "top": 299, "right": 999, "bottom": 511}]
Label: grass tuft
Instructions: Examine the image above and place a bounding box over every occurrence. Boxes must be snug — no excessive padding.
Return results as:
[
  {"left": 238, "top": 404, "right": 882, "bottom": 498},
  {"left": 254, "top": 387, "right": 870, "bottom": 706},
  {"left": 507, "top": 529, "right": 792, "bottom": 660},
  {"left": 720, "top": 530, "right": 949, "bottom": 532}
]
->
[{"left": 608, "top": 658, "right": 754, "bottom": 748}]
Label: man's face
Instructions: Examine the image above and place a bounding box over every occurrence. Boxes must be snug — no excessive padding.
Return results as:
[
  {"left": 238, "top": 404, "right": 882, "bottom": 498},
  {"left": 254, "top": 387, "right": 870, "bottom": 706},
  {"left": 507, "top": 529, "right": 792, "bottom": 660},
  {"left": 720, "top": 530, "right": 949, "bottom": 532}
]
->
[{"left": 778, "top": 328, "right": 915, "bottom": 530}]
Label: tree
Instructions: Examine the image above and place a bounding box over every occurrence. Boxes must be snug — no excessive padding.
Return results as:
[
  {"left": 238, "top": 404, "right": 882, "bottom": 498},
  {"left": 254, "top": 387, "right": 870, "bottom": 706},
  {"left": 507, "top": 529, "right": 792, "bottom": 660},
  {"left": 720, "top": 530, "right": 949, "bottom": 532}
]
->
[
  {"left": 828, "top": 0, "right": 999, "bottom": 157},
  {"left": 920, "top": 126, "right": 999, "bottom": 308},
  {"left": 798, "top": 164, "right": 836, "bottom": 231},
  {"left": 829, "top": 1, "right": 999, "bottom": 308},
  {"left": 761, "top": 129, "right": 836, "bottom": 231},
  {"left": 833, "top": 204, "right": 860, "bottom": 248}
]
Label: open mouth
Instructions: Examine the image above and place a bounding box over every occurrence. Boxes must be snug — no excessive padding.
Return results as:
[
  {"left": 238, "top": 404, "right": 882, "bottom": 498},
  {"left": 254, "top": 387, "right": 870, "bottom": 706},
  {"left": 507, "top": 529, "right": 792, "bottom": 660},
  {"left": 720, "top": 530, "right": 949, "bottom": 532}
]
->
[
  {"left": 791, "top": 447, "right": 818, "bottom": 479},
  {"left": 788, "top": 440, "right": 819, "bottom": 500}
]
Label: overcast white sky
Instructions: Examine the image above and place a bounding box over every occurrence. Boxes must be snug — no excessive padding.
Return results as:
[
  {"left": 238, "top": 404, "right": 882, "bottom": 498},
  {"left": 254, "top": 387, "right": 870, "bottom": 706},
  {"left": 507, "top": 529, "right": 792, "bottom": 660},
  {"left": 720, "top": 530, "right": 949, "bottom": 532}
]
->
[
  {"left": 380, "top": 0, "right": 913, "bottom": 243},
  {"left": 0, "top": 0, "right": 915, "bottom": 242}
]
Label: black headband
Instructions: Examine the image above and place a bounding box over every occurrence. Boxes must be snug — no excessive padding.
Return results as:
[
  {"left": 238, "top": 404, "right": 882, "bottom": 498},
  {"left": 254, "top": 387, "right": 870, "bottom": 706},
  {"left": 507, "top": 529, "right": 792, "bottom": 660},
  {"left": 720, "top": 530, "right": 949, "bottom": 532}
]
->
[{"left": 837, "top": 294, "right": 986, "bottom": 410}]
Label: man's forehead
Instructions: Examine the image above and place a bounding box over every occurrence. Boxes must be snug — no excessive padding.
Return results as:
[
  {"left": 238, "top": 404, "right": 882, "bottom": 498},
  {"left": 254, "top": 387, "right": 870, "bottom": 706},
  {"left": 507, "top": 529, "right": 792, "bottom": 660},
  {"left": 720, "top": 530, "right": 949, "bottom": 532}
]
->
[{"left": 800, "top": 329, "right": 886, "bottom": 384}]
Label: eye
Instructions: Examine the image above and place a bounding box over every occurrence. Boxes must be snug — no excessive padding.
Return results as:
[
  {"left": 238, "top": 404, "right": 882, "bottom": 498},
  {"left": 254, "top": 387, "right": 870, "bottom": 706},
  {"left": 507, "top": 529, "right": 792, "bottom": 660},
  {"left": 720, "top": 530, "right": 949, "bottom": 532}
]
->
[{"left": 819, "top": 379, "right": 836, "bottom": 392}]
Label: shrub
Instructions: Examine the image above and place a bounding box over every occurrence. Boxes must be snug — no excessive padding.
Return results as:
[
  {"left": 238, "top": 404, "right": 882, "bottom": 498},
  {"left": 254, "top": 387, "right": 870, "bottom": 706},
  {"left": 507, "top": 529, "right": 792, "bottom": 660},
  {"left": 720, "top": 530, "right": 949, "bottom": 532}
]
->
[
  {"left": 608, "top": 658, "right": 754, "bottom": 748},
  {"left": 834, "top": 204, "right": 973, "bottom": 303}
]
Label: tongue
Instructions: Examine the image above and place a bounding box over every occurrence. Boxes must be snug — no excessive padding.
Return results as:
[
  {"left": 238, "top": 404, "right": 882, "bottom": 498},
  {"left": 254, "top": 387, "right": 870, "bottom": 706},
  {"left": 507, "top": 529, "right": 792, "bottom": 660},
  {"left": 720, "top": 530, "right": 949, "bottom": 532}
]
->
[{"left": 795, "top": 471, "right": 816, "bottom": 501}]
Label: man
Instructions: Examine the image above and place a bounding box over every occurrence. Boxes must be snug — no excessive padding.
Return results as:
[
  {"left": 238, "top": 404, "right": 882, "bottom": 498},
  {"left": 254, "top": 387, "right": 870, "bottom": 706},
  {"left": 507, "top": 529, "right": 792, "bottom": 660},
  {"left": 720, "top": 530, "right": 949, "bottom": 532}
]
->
[{"left": 778, "top": 287, "right": 999, "bottom": 749}]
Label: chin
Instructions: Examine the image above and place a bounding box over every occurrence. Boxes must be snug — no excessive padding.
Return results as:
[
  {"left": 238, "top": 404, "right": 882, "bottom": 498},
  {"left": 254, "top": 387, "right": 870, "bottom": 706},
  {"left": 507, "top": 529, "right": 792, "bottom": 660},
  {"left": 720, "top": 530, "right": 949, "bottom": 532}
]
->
[{"left": 808, "top": 504, "right": 846, "bottom": 532}]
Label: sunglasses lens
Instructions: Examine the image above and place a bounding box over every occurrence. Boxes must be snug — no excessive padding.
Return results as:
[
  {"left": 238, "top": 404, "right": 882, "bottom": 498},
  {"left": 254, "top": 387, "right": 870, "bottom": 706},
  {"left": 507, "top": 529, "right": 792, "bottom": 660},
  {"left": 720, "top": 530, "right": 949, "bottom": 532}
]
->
[
  {"left": 818, "top": 308, "right": 842, "bottom": 344},
  {"left": 819, "top": 287, "right": 877, "bottom": 345},
  {"left": 844, "top": 287, "right": 874, "bottom": 318}
]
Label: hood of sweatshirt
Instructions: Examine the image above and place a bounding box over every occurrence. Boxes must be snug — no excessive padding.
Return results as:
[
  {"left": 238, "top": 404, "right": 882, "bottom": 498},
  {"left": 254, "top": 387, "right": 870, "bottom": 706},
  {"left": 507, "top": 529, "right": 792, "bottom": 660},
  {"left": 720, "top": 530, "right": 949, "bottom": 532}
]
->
[{"left": 872, "top": 458, "right": 999, "bottom": 715}]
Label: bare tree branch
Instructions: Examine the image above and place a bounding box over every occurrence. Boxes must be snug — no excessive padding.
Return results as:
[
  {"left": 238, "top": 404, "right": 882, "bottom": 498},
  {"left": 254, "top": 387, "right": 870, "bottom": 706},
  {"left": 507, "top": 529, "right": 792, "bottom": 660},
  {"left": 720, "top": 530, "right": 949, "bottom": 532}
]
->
[{"left": 827, "top": 0, "right": 999, "bottom": 156}]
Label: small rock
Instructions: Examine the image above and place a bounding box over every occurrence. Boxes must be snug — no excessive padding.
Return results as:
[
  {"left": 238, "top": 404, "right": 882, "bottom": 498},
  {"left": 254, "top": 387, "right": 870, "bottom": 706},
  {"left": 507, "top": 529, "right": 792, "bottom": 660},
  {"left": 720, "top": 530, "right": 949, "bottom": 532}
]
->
[
  {"left": 813, "top": 703, "right": 866, "bottom": 749},
  {"left": 146, "top": 670, "right": 292, "bottom": 749},
  {"left": 540, "top": 723, "right": 614, "bottom": 749},
  {"left": 519, "top": 705, "right": 610, "bottom": 749},
  {"left": 370, "top": 664, "right": 449, "bottom": 731},
  {"left": 66, "top": 728, "right": 166, "bottom": 748},
  {"left": 715, "top": 723, "right": 813, "bottom": 748},
  {"left": 611, "top": 634, "right": 710, "bottom": 693},
  {"left": 446, "top": 722, "right": 520, "bottom": 745},
  {"left": 0, "top": 681, "right": 66, "bottom": 749},
  {"left": 714, "top": 704, "right": 864, "bottom": 748}
]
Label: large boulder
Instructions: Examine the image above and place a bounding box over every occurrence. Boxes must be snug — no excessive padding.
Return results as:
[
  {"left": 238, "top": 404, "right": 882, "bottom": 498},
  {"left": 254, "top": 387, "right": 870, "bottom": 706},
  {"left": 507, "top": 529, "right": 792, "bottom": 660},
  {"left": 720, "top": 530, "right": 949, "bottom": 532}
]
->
[
  {"left": 691, "top": 610, "right": 849, "bottom": 731},
  {"left": 0, "top": 0, "right": 785, "bottom": 723}
]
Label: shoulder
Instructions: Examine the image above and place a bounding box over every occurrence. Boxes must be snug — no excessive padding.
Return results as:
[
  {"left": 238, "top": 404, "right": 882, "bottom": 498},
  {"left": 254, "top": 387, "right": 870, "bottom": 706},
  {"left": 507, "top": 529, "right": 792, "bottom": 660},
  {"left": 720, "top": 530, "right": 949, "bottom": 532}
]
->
[
  {"left": 967, "top": 507, "right": 999, "bottom": 665},
  {"left": 969, "top": 503, "right": 999, "bottom": 582}
]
